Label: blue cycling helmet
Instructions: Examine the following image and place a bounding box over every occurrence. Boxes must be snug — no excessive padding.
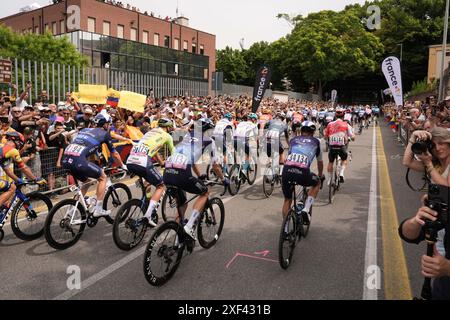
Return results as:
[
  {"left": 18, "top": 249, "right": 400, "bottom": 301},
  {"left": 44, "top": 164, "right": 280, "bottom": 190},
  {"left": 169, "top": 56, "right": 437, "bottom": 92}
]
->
[
  {"left": 301, "top": 121, "right": 316, "bottom": 132},
  {"left": 224, "top": 112, "right": 233, "bottom": 120},
  {"left": 93, "top": 113, "right": 112, "bottom": 127},
  {"left": 248, "top": 113, "right": 258, "bottom": 120}
]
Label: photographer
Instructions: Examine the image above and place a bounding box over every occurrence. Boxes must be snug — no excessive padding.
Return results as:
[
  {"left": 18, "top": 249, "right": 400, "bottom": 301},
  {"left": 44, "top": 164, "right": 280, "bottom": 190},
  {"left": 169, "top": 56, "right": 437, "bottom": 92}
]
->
[
  {"left": 403, "top": 127, "right": 450, "bottom": 187},
  {"left": 399, "top": 198, "right": 450, "bottom": 299}
]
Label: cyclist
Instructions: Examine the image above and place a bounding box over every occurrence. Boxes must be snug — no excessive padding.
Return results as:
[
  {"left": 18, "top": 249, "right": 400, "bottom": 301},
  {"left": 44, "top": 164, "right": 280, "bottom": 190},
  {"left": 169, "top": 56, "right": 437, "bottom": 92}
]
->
[
  {"left": 344, "top": 108, "right": 353, "bottom": 125},
  {"left": 164, "top": 118, "right": 228, "bottom": 240},
  {"left": 264, "top": 112, "right": 289, "bottom": 170},
  {"left": 234, "top": 113, "right": 259, "bottom": 172},
  {"left": 0, "top": 132, "right": 46, "bottom": 211},
  {"left": 282, "top": 121, "right": 324, "bottom": 224},
  {"left": 324, "top": 107, "right": 355, "bottom": 185},
  {"left": 62, "top": 113, "right": 127, "bottom": 218},
  {"left": 212, "top": 112, "right": 235, "bottom": 167},
  {"left": 357, "top": 107, "right": 366, "bottom": 128},
  {"left": 365, "top": 105, "right": 372, "bottom": 128},
  {"left": 311, "top": 108, "right": 318, "bottom": 123},
  {"left": 126, "top": 118, "right": 175, "bottom": 227},
  {"left": 259, "top": 108, "right": 273, "bottom": 131},
  {"left": 372, "top": 105, "right": 380, "bottom": 125}
]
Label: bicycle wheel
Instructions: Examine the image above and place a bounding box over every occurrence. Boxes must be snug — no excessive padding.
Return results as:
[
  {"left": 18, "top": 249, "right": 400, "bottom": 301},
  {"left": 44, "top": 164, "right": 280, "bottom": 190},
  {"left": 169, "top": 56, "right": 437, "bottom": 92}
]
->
[
  {"left": 10, "top": 192, "right": 52, "bottom": 241},
  {"left": 104, "top": 183, "right": 132, "bottom": 224},
  {"left": 278, "top": 210, "right": 298, "bottom": 270},
  {"left": 113, "top": 199, "right": 148, "bottom": 251},
  {"left": 198, "top": 198, "right": 225, "bottom": 249},
  {"left": 263, "top": 167, "right": 275, "bottom": 198},
  {"left": 44, "top": 199, "right": 87, "bottom": 250},
  {"left": 206, "top": 164, "right": 219, "bottom": 182},
  {"left": 143, "top": 221, "right": 184, "bottom": 286},
  {"left": 228, "top": 165, "right": 241, "bottom": 196},
  {"left": 161, "top": 190, "right": 180, "bottom": 222},
  {"left": 247, "top": 163, "right": 258, "bottom": 185}
]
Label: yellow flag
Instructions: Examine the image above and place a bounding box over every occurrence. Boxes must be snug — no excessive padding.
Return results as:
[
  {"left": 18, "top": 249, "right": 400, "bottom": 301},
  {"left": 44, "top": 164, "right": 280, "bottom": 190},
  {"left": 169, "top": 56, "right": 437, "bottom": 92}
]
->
[
  {"left": 78, "top": 84, "right": 108, "bottom": 104},
  {"left": 118, "top": 91, "right": 146, "bottom": 113}
]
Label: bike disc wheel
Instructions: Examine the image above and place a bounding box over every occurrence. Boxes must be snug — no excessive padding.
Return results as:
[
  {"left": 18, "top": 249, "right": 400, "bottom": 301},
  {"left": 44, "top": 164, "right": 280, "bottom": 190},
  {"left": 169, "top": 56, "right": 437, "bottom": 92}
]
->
[
  {"left": 263, "top": 168, "right": 275, "bottom": 198},
  {"left": 247, "top": 163, "right": 258, "bottom": 185},
  {"left": 278, "top": 210, "right": 298, "bottom": 270},
  {"left": 44, "top": 199, "right": 86, "bottom": 250},
  {"left": 161, "top": 191, "right": 179, "bottom": 222},
  {"left": 113, "top": 199, "right": 147, "bottom": 251},
  {"left": 143, "top": 221, "right": 184, "bottom": 286},
  {"left": 11, "top": 193, "right": 52, "bottom": 241},
  {"left": 198, "top": 198, "right": 225, "bottom": 249},
  {"left": 228, "top": 165, "right": 241, "bottom": 196},
  {"left": 104, "top": 183, "right": 132, "bottom": 224}
]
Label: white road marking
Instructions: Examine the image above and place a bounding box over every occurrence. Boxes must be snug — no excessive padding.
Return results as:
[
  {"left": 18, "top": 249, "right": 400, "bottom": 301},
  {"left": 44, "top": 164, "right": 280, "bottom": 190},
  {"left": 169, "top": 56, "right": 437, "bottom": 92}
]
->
[
  {"left": 363, "top": 126, "right": 378, "bottom": 300},
  {"left": 53, "top": 177, "right": 263, "bottom": 300}
]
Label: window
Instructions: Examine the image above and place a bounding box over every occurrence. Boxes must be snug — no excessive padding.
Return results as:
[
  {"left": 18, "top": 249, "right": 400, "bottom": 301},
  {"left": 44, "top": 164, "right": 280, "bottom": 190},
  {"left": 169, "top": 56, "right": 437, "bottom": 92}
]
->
[
  {"left": 117, "top": 25, "right": 124, "bottom": 38},
  {"left": 200, "top": 45, "right": 204, "bottom": 55},
  {"left": 52, "top": 22, "right": 57, "bottom": 35},
  {"left": 130, "top": 28, "right": 137, "bottom": 41},
  {"left": 88, "top": 17, "right": 96, "bottom": 33},
  {"left": 174, "top": 38, "right": 179, "bottom": 50},
  {"left": 192, "top": 43, "right": 196, "bottom": 54},
  {"left": 183, "top": 40, "right": 188, "bottom": 52},
  {"left": 103, "top": 21, "right": 110, "bottom": 36},
  {"left": 164, "top": 36, "right": 170, "bottom": 48},
  {"left": 143, "top": 31, "right": 149, "bottom": 44},
  {"left": 44, "top": 24, "right": 49, "bottom": 32},
  {"left": 60, "top": 20, "right": 65, "bottom": 33},
  {"left": 28, "top": 27, "right": 32, "bottom": 33},
  {"left": 154, "top": 33, "right": 160, "bottom": 46},
  {"left": 204, "top": 68, "right": 208, "bottom": 80},
  {"left": 34, "top": 26, "right": 40, "bottom": 34}
]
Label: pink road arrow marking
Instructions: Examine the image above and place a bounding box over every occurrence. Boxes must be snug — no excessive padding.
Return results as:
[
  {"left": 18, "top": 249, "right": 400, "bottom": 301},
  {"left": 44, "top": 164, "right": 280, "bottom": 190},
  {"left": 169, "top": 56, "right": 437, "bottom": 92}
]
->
[
  {"left": 254, "top": 250, "right": 270, "bottom": 257},
  {"left": 225, "top": 251, "right": 277, "bottom": 269}
]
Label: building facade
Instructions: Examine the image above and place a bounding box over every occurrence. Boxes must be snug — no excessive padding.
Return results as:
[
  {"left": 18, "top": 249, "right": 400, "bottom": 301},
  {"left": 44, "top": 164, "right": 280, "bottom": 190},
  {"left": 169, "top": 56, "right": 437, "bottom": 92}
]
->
[
  {"left": 0, "top": 0, "right": 216, "bottom": 93},
  {"left": 428, "top": 44, "right": 450, "bottom": 83}
]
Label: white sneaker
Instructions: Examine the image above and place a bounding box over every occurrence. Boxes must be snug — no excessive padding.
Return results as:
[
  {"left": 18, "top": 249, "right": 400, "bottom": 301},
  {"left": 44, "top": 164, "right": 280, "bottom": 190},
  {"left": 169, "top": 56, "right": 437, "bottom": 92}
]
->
[
  {"left": 93, "top": 208, "right": 111, "bottom": 218},
  {"left": 183, "top": 225, "right": 197, "bottom": 241}
]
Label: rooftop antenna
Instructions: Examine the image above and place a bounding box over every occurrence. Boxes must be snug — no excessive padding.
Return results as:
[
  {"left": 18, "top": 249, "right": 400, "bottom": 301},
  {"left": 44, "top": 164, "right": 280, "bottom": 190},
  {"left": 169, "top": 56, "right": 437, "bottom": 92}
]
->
[
  {"left": 176, "top": 0, "right": 179, "bottom": 17},
  {"left": 239, "top": 38, "right": 245, "bottom": 50}
]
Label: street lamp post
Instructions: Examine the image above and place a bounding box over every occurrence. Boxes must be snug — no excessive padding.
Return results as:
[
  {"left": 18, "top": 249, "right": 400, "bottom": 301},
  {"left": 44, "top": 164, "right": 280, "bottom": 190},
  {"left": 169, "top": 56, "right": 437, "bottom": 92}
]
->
[
  {"left": 397, "top": 43, "right": 403, "bottom": 63},
  {"left": 439, "top": 0, "right": 450, "bottom": 102}
]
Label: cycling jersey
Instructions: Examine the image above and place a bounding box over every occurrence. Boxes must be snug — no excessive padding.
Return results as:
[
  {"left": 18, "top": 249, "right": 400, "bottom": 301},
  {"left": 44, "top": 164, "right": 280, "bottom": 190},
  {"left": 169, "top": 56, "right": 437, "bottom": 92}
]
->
[
  {"left": 213, "top": 119, "right": 234, "bottom": 137},
  {"left": 169, "top": 131, "right": 216, "bottom": 166},
  {"left": 358, "top": 110, "right": 365, "bottom": 118},
  {"left": 282, "top": 135, "right": 322, "bottom": 199},
  {"left": 292, "top": 112, "right": 304, "bottom": 123},
  {"left": 235, "top": 121, "right": 258, "bottom": 139},
  {"left": 265, "top": 119, "right": 288, "bottom": 158},
  {"left": 324, "top": 119, "right": 353, "bottom": 147},
  {"left": 0, "top": 143, "right": 25, "bottom": 170},
  {"left": 259, "top": 114, "right": 273, "bottom": 129},
  {"left": 64, "top": 128, "right": 116, "bottom": 159},
  {"left": 129, "top": 128, "right": 175, "bottom": 159},
  {"left": 344, "top": 113, "right": 353, "bottom": 123}
]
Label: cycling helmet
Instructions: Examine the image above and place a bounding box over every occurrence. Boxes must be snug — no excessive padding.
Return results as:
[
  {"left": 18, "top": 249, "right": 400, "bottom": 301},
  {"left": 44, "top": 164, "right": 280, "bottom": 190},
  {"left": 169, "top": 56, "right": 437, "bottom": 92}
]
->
[
  {"left": 6, "top": 131, "right": 25, "bottom": 149},
  {"left": 248, "top": 113, "right": 258, "bottom": 121},
  {"left": 335, "top": 107, "right": 345, "bottom": 118},
  {"left": 93, "top": 113, "right": 112, "bottom": 127},
  {"left": 157, "top": 118, "right": 174, "bottom": 128},
  {"left": 200, "top": 118, "right": 215, "bottom": 132},
  {"left": 224, "top": 112, "right": 233, "bottom": 120},
  {"left": 276, "top": 112, "right": 286, "bottom": 120},
  {"left": 301, "top": 121, "right": 316, "bottom": 132}
]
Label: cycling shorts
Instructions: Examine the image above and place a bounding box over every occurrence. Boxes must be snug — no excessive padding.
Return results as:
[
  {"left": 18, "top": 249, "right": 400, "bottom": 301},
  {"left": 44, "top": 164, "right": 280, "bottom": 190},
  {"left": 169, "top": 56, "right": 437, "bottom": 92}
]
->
[
  {"left": 163, "top": 165, "right": 208, "bottom": 207},
  {"left": 62, "top": 157, "right": 102, "bottom": 183},
  {"left": 127, "top": 156, "right": 163, "bottom": 187},
  {"left": 282, "top": 166, "right": 320, "bottom": 199},
  {"left": 234, "top": 137, "right": 250, "bottom": 156},
  {"left": 266, "top": 141, "right": 284, "bottom": 158},
  {"left": 328, "top": 145, "right": 348, "bottom": 162}
]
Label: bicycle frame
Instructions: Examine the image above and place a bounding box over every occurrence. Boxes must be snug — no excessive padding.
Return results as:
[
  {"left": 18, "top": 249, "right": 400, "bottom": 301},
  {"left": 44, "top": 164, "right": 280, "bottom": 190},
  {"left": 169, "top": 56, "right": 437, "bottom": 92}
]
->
[{"left": 0, "top": 188, "right": 30, "bottom": 227}]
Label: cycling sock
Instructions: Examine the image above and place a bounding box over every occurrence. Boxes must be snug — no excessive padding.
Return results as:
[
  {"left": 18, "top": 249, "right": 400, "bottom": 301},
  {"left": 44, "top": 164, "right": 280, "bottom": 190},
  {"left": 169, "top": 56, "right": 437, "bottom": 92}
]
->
[
  {"left": 186, "top": 210, "right": 200, "bottom": 229},
  {"left": 303, "top": 196, "right": 315, "bottom": 213},
  {"left": 95, "top": 200, "right": 103, "bottom": 211},
  {"left": 144, "top": 200, "right": 158, "bottom": 219},
  {"left": 340, "top": 165, "right": 346, "bottom": 177}
]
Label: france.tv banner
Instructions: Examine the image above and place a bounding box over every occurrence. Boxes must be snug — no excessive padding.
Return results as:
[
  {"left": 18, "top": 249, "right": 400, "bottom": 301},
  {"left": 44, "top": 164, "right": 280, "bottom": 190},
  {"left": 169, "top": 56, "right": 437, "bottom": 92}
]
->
[
  {"left": 382, "top": 56, "right": 403, "bottom": 107},
  {"left": 252, "top": 65, "right": 272, "bottom": 113}
]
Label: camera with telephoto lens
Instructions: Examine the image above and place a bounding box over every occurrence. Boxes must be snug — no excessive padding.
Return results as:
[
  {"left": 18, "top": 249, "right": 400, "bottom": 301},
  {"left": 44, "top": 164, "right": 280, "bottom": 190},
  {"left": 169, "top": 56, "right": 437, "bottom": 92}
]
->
[
  {"left": 411, "top": 139, "right": 433, "bottom": 155},
  {"left": 426, "top": 184, "right": 449, "bottom": 228}
]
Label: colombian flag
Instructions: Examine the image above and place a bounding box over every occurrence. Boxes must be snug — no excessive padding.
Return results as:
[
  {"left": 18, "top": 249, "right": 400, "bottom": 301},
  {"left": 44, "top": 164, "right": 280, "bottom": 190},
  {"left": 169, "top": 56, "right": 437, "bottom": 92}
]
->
[
  {"left": 106, "top": 89, "right": 120, "bottom": 108},
  {"left": 388, "top": 116, "right": 397, "bottom": 131}
]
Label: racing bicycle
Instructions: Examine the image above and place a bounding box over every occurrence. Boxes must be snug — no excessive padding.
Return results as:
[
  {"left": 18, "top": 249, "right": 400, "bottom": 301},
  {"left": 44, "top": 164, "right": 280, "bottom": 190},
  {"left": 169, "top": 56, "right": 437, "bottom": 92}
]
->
[
  {"left": 0, "top": 181, "right": 52, "bottom": 242},
  {"left": 143, "top": 180, "right": 225, "bottom": 286},
  {"left": 263, "top": 159, "right": 282, "bottom": 198}
]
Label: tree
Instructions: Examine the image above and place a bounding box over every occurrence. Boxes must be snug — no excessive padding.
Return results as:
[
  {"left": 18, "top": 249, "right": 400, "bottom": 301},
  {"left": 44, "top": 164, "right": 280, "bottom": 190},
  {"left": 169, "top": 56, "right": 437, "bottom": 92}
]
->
[
  {"left": 0, "top": 25, "right": 87, "bottom": 66},
  {"left": 216, "top": 46, "right": 248, "bottom": 84},
  {"left": 284, "top": 10, "right": 384, "bottom": 97}
]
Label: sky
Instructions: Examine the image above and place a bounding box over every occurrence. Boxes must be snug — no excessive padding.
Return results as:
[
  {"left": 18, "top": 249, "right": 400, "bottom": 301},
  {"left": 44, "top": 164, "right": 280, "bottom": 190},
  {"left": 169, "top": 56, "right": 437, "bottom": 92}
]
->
[{"left": 1, "top": 0, "right": 368, "bottom": 49}]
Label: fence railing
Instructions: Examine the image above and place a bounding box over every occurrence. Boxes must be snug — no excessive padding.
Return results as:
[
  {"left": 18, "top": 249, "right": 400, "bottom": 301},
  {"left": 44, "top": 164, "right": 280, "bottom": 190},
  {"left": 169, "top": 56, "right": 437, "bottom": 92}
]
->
[
  {"left": 1, "top": 57, "right": 209, "bottom": 104},
  {"left": 220, "top": 83, "right": 320, "bottom": 101}
]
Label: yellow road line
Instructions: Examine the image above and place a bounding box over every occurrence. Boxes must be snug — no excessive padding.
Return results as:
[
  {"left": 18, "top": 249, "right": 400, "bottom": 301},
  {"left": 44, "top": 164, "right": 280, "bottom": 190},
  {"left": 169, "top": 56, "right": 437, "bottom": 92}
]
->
[{"left": 377, "top": 127, "right": 412, "bottom": 300}]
